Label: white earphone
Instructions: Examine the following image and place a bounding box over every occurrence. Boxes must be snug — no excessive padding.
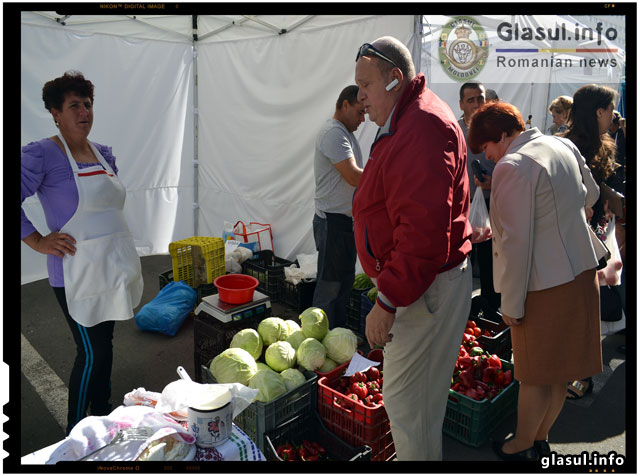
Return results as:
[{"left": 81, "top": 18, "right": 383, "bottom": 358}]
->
[{"left": 385, "top": 78, "right": 399, "bottom": 91}]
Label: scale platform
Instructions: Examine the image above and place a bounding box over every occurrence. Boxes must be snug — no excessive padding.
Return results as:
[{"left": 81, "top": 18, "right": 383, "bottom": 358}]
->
[{"left": 195, "top": 290, "right": 271, "bottom": 323}]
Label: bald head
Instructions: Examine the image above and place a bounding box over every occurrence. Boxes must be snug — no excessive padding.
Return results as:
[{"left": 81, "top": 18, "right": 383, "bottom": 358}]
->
[{"left": 371, "top": 36, "right": 416, "bottom": 81}]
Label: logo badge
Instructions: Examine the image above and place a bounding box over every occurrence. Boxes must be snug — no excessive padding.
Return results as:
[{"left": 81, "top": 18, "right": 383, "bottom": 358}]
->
[{"left": 439, "top": 16, "right": 489, "bottom": 81}]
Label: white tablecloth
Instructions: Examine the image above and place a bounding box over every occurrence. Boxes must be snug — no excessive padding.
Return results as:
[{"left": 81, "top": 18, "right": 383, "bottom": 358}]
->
[{"left": 21, "top": 406, "right": 264, "bottom": 464}]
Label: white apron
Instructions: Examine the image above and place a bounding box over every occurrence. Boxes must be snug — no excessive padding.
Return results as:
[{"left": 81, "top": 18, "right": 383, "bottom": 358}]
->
[{"left": 59, "top": 135, "right": 143, "bottom": 327}]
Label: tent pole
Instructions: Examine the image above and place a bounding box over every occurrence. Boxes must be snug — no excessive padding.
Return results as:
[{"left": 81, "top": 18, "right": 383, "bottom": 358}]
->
[{"left": 192, "top": 14, "right": 199, "bottom": 236}]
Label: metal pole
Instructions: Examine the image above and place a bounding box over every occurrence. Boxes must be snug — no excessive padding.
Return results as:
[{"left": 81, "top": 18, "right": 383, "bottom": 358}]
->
[{"left": 192, "top": 14, "right": 199, "bottom": 236}]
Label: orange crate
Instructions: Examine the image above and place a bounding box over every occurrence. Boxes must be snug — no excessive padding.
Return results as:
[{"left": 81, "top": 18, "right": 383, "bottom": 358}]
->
[{"left": 316, "top": 349, "right": 395, "bottom": 461}]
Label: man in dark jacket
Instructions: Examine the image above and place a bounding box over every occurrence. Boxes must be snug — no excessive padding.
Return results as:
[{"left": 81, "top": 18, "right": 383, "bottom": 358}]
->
[{"left": 353, "top": 36, "right": 472, "bottom": 460}]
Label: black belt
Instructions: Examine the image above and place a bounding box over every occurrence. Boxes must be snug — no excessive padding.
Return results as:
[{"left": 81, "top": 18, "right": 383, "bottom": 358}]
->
[{"left": 438, "top": 256, "right": 467, "bottom": 274}]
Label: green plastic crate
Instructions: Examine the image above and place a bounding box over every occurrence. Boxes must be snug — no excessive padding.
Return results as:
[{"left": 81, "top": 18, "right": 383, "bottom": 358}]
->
[{"left": 443, "top": 360, "right": 518, "bottom": 447}]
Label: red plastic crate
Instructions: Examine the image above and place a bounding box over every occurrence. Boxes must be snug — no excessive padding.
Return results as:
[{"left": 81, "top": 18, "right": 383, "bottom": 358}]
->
[{"left": 317, "top": 349, "right": 395, "bottom": 461}]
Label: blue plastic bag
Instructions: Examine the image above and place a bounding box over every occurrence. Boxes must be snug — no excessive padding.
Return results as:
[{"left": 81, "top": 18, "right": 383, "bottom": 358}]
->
[{"left": 135, "top": 281, "right": 197, "bottom": 336}]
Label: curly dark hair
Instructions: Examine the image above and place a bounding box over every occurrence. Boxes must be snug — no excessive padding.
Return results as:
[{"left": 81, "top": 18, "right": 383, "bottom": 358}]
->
[
  {"left": 560, "top": 84, "right": 617, "bottom": 183},
  {"left": 42, "top": 71, "right": 94, "bottom": 112}
]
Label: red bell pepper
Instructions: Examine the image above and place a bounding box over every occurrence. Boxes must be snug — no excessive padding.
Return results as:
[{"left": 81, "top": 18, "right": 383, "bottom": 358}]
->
[{"left": 488, "top": 354, "right": 502, "bottom": 369}]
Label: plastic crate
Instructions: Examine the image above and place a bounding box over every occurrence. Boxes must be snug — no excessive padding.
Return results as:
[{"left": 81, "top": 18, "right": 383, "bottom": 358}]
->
[
  {"left": 159, "top": 268, "right": 217, "bottom": 303},
  {"left": 264, "top": 409, "right": 372, "bottom": 461},
  {"left": 346, "top": 286, "right": 372, "bottom": 335},
  {"left": 169, "top": 236, "right": 225, "bottom": 288},
  {"left": 443, "top": 360, "right": 519, "bottom": 447},
  {"left": 279, "top": 279, "right": 316, "bottom": 313},
  {"left": 202, "top": 367, "right": 318, "bottom": 453},
  {"left": 476, "top": 317, "right": 512, "bottom": 361},
  {"left": 241, "top": 250, "right": 293, "bottom": 302},
  {"left": 192, "top": 310, "right": 268, "bottom": 383},
  {"left": 359, "top": 289, "right": 375, "bottom": 335},
  {"left": 317, "top": 349, "right": 395, "bottom": 461}
]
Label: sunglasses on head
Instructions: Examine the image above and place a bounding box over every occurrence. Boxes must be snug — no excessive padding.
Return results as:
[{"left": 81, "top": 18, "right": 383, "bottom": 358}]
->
[{"left": 356, "top": 43, "right": 398, "bottom": 68}]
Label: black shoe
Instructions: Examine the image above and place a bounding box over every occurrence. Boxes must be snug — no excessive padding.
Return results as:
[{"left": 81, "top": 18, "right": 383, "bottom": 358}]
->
[
  {"left": 534, "top": 440, "right": 551, "bottom": 457},
  {"left": 492, "top": 439, "right": 539, "bottom": 461},
  {"left": 617, "top": 345, "right": 626, "bottom": 354}
]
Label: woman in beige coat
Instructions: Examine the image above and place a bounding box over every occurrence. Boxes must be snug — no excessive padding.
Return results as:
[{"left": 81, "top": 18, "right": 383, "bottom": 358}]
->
[{"left": 467, "top": 101, "right": 605, "bottom": 461}]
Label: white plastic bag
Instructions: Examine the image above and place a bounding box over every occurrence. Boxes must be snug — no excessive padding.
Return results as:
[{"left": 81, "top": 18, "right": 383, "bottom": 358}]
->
[
  {"left": 296, "top": 252, "right": 318, "bottom": 280},
  {"left": 469, "top": 187, "right": 492, "bottom": 243}
]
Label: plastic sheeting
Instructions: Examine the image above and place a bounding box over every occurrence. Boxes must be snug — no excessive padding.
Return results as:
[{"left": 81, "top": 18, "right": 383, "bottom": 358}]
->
[{"left": 20, "top": 13, "right": 415, "bottom": 284}]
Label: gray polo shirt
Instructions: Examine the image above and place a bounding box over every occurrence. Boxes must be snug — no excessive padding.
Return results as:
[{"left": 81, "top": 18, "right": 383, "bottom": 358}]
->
[
  {"left": 314, "top": 119, "right": 363, "bottom": 217},
  {"left": 458, "top": 117, "right": 495, "bottom": 199}
]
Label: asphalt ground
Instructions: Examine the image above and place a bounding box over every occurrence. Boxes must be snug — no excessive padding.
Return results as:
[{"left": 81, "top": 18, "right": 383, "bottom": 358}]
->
[{"left": 9, "top": 254, "right": 634, "bottom": 472}]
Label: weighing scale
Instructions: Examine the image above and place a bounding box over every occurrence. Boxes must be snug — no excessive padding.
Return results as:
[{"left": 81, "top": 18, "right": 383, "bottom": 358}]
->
[{"left": 194, "top": 290, "right": 271, "bottom": 323}]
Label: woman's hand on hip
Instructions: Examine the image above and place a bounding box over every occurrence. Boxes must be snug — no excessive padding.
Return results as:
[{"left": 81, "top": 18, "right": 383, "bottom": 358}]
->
[
  {"left": 24, "top": 231, "right": 76, "bottom": 257},
  {"left": 502, "top": 313, "right": 521, "bottom": 326},
  {"left": 365, "top": 302, "right": 395, "bottom": 348}
]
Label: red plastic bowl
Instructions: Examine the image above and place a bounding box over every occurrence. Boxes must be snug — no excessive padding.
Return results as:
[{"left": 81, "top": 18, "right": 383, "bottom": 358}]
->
[{"left": 214, "top": 274, "right": 259, "bottom": 304}]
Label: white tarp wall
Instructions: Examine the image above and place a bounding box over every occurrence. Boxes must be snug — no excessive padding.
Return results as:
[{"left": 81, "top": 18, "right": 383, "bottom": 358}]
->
[
  {"left": 195, "top": 15, "right": 415, "bottom": 259},
  {"left": 20, "top": 13, "right": 416, "bottom": 284},
  {"left": 420, "top": 15, "right": 625, "bottom": 133}
]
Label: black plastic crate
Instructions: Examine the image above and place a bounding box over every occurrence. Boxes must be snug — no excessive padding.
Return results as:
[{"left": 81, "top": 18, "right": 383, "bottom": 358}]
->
[
  {"left": 345, "top": 286, "right": 371, "bottom": 336},
  {"left": 279, "top": 279, "right": 317, "bottom": 313},
  {"left": 264, "top": 410, "right": 372, "bottom": 461},
  {"left": 159, "top": 268, "right": 217, "bottom": 303},
  {"left": 241, "top": 250, "right": 294, "bottom": 302},
  {"left": 468, "top": 296, "right": 511, "bottom": 360},
  {"left": 193, "top": 310, "right": 268, "bottom": 383}
]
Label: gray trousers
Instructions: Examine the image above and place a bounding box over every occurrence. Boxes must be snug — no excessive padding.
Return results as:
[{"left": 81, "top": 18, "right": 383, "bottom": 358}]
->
[{"left": 379, "top": 257, "right": 472, "bottom": 460}]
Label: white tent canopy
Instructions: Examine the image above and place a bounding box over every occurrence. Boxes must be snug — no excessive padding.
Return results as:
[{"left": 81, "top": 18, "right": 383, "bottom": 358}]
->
[
  {"left": 20, "top": 13, "right": 625, "bottom": 285},
  {"left": 21, "top": 13, "right": 419, "bottom": 284}
]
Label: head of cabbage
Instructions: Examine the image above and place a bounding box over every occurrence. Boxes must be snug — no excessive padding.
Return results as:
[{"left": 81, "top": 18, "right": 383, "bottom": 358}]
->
[
  {"left": 265, "top": 341, "right": 296, "bottom": 372},
  {"left": 209, "top": 347, "right": 258, "bottom": 386},
  {"left": 281, "top": 320, "right": 301, "bottom": 340},
  {"left": 322, "top": 327, "right": 358, "bottom": 364},
  {"left": 230, "top": 328, "right": 263, "bottom": 360},
  {"left": 317, "top": 356, "right": 338, "bottom": 374},
  {"left": 299, "top": 307, "right": 329, "bottom": 340},
  {"left": 249, "top": 369, "right": 287, "bottom": 403},
  {"left": 280, "top": 368, "right": 307, "bottom": 392},
  {"left": 286, "top": 329, "right": 307, "bottom": 350},
  {"left": 258, "top": 317, "right": 286, "bottom": 345},
  {"left": 296, "top": 337, "right": 326, "bottom": 371}
]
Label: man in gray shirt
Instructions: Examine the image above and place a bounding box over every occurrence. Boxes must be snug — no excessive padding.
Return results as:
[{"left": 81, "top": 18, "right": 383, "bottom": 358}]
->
[
  {"left": 458, "top": 81, "right": 501, "bottom": 314},
  {"left": 312, "top": 85, "right": 365, "bottom": 328}
]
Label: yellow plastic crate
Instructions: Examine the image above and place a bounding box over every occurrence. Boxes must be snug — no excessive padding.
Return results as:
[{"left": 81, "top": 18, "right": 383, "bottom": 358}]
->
[{"left": 169, "top": 236, "right": 225, "bottom": 288}]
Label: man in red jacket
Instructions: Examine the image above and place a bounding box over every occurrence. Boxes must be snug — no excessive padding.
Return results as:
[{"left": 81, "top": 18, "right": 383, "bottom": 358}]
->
[{"left": 353, "top": 37, "right": 473, "bottom": 460}]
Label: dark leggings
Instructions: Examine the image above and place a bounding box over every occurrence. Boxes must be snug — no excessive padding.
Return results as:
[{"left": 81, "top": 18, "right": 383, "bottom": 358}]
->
[{"left": 52, "top": 287, "right": 115, "bottom": 434}]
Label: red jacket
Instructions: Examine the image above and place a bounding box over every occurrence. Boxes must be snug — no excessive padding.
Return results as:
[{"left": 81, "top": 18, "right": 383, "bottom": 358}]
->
[{"left": 353, "top": 74, "right": 472, "bottom": 309}]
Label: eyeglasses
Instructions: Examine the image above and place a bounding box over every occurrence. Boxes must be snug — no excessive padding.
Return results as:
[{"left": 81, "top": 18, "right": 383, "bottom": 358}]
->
[{"left": 356, "top": 43, "right": 398, "bottom": 68}]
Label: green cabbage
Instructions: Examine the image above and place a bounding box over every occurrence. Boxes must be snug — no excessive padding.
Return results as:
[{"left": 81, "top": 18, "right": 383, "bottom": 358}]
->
[
  {"left": 299, "top": 307, "right": 329, "bottom": 340},
  {"left": 280, "top": 368, "right": 307, "bottom": 392},
  {"left": 256, "top": 362, "right": 271, "bottom": 372},
  {"left": 286, "top": 330, "right": 307, "bottom": 350},
  {"left": 258, "top": 317, "right": 286, "bottom": 345},
  {"left": 281, "top": 320, "right": 301, "bottom": 340},
  {"left": 230, "top": 328, "right": 263, "bottom": 360},
  {"left": 322, "top": 327, "right": 358, "bottom": 364},
  {"left": 209, "top": 347, "right": 258, "bottom": 386},
  {"left": 317, "top": 357, "right": 338, "bottom": 373},
  {"left": 265, "top": 341, "right": 296, "bottom": 372},
  {"left": 296, "top": 337, "right": 326, "bottom": 371},
  {"left": 249, "top": 368, "right": 287, "bottom": 402}
]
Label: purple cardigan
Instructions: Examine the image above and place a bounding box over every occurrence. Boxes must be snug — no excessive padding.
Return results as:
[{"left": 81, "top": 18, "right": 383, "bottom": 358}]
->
[{"left": 21, "top": 138, "right": 119, "bottom": 287}]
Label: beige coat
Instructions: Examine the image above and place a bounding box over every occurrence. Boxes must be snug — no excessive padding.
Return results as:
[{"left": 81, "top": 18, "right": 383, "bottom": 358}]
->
[{"left": 490, "top": 128, "right": 600, "bottom": 318}]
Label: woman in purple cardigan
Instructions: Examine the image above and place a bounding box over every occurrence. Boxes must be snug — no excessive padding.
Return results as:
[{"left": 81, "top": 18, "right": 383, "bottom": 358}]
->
[{"left": 21, "top": 71, "right": 143, "bottom": 434}]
